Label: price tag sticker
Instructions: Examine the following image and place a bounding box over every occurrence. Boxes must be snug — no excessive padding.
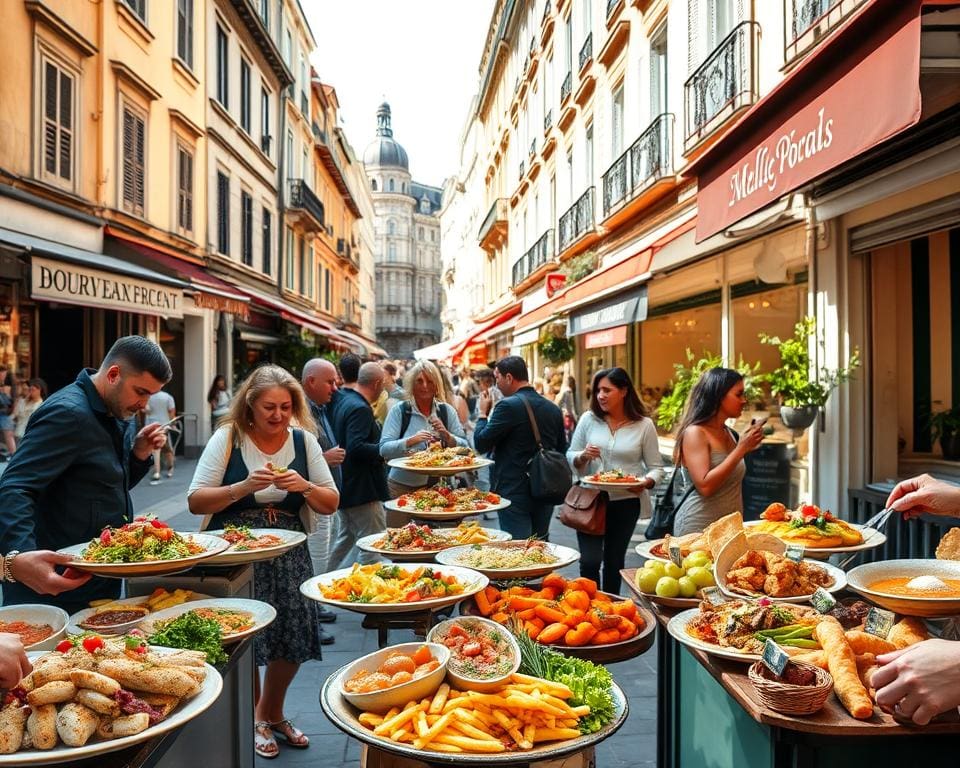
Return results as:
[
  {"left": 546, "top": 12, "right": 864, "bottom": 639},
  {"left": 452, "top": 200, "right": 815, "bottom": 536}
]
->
[
  {"left": 702, "top": 586, "right": 727, "bottom": 605},
  {"left": 810, "top": 587, "right": 837, "bottom": 614},
  {"left": 784, "top": 543, "right": 805, "bottom": 563},
  {"left": 668, "top": 541, "right": 684, "bottom": 568},
  {"left": 762, "top": 638, "right": 789, "bottom": 677},
  {"left": 865, "top": 607, "right": 896, "bottom": 639}
]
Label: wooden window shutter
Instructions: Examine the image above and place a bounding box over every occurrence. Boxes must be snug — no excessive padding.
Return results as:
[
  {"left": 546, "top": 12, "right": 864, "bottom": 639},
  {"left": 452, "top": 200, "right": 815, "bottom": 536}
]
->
[
  {"left": 42, "top": 61, "right": 74, "bottom": 183},
  {"left": 43, "top": 63, "right": 58, "bottom": 176},
  {"left": 122, "top": 108, "right": 136, "bottom": 211},
  {"left": 133, "top": 111, "right": 145, "bottom": 215},
  {"left": 687, "top": 0, "right": 700, "bottom": 74}
]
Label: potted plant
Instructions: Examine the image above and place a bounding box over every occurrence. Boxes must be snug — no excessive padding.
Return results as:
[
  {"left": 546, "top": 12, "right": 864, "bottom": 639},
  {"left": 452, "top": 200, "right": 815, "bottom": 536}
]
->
[
  {"left": 537, "top": 326, "right": 575, "bottom": 365},
  {"left": 929, "top": 406, "right": 960, "bottom": 461},
  {"left": 655, "top": 349, "right": 761, "bottom": 431},
  {"left": 759, "top": 317, "right": 860, "bottom": 430}
]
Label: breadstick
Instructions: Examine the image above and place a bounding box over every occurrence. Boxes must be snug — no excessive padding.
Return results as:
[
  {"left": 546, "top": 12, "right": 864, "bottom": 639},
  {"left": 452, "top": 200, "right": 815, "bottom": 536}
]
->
[
  {"left": 814, "top": 619, "right": 874, "bottom": 719},
  {"left": 844, "top": 630, "right": 897, "bottom": 656},
  {"left": 887, "top": 617, "right": 929, "bottom": 649}
]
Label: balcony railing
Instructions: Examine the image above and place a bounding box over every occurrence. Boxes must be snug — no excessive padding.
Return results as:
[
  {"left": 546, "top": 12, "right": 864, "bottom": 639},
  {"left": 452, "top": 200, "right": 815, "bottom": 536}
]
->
[
  {"left": 785, "top": 0, "right": 867, "bottom": 61},
  {"left": 300, "top": 91, "right": 309, "bottom": 117},
  {"left": 560, "top": 71, "right": 572, "bottom": 103},
  {"left": 478, "top": 198, "right": 509, "bottom": 246},
  {"left": 558, "top": 187, "right": 595, "bottom": 253},
  {"left": 287, "top": 179, "right": 324, "bottom": 230},
  {"left": 311, "top": 121, "right": 327, "bottom": 144},
  {"left": 602, "top": 113, "right": 674, "bottom": 217},
  {"left": 512, "top": 229, "right": 555, "bottom": 286},
  {"left": 579, "top": 33, "right": 593, "bottom": 71},
  {"left": 544, "top": 109, "right": 553, "bottom": 134},
  {"left": 684, "top": 21, "right": 760, "bottom": 148},
  {"left": 606, "top": 0, "right": 621, "bottom": 17},
  {"left": 530, "top": 34, "right": 537, "bottom": 55},
  {"left": 260, "top": 134, "right": 272, "bottom": 155},
  {"left": 519, "top": 160, "right": 525, "bottom": 181},
  {"left": 529, "top": 139, "right": 537, "bottom": 159},
  {"left": 542, "top": 0, "right": 551, "bottom": 23}
]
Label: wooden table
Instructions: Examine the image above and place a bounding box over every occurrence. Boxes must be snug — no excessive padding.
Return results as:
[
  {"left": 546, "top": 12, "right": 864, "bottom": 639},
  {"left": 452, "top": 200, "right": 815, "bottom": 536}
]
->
[{"left": 620, "top": 568, "right": 960, "bottom": 768}]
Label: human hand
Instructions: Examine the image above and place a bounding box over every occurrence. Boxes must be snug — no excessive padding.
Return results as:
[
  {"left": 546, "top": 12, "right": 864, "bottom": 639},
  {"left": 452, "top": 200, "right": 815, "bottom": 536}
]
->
[
  {"left": 133, "top": 422, "right": 167, "bottom": 460},
  {"left": 9, "top": 550, "right": 92, "bottom": 596},
  {"left": 581, "top": 444, "right": 602, "bottom": 462},
  {"left": 478, "top": 391, "right": 492, "bottom": 417},
  {"left": 873, "top": 639, "right": 960, "bottom": 725},
  {"left": 272, "top": 468, "right": 310, "bottom": 493},
  {"left": 405, "top": 430, "right": 435, "bottom": 449},
  {"left": 736, "top": 423, "right": 764, "bottom": 454},
  {"left": 885, "top": 474, "right": 960, "bottom": 520},
  {"left": 625, "top": 478, "right": 656, "bottom": 495},
  {"left": 245, "top": 467, "right": 278, "bottom": 492},
  {"left": 323, "top": 447, "right": 346, "bottom": 467},
  {"left": 0, "top": 633, "right": 31, "bottom": 689}
]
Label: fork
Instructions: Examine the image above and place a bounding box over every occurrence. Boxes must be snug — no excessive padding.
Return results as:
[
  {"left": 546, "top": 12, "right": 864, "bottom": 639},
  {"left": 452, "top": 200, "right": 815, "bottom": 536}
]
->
[{"left": 836, "top": 507, "right": 897, "bottom": 570}]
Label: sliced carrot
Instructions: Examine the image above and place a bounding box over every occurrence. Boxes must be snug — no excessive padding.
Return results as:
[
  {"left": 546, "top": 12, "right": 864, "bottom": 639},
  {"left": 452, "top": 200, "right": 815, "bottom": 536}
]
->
[
  {"left": 524, "top": 620, "right": 542, "bottom": 639},
  {"left": 483, "top": 586, "right": 501, "bottom": 603},
  {"left": 611, "top": 600, "right": 638, "bottom": 620},
  {"left": 539, "top": 586, "right": 560, "bottom": 600},
  {"left": 564, "top": 621, "right": 598, "bottom": 646},
  {"left": 516, "top": 607, "right": 538, "bottom": 621},
  {"left": 534, "top": 604, "right": 567, "bottom": 625},
  {"left": 542, "top": 573, "right": 567, "bottom": 593},
  {"left": 593, "top": 629, "right": 621, "bottom": 645},
  {"left": 490, "top": 611, "right": 510, "bottom": 624},
  {"left": 569, "top": 577, "right": 598, "bottom": 598},
  {"left": 563, "top": 610, "right": 586, "bottom": 628},
  {"left": 537, "top": 622, "right": 568, "bottom": 644},
  {"left": 509, "top": 596, "right": 549, "bottom": 611},
  {"left": 564, "top": 590, "right": 591, "bottom": 612},
  {"left": 474, "top": 590, "right": 493, "bottom": 616}
]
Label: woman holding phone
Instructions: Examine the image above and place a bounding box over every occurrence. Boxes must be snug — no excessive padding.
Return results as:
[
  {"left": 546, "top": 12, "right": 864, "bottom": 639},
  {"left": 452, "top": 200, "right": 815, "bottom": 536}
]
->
[{"left": 672, "top": 368, "right": 764, "bottom": 535}]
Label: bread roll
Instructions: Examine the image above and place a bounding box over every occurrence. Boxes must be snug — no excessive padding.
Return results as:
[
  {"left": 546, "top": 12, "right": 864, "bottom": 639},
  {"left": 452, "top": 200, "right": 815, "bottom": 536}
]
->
[
  {"left": 26, "top": 704, "right": 58, "bottom": 750},
  {"left": 814, "top": 619, "right": 875, "bottom": 720},
  {"left": 791, "top": 650, "right": 828, "bottom": 670},
  {"left": 97, "top": 712, "right": 150, "bottom": 740},
  {"left": 27, "top": 680, "right": 77, "bottom": 707},
  {"left": 76, "top": 689, "right": 121, "bottom": 717},
  {"left": 56, "top": 703, "right": 99, "bottom": 747},
  {"left": 888, "top": 617, "right": 929, "bottom": 649},
  {"left": 0, "top": 705, "right": 29, "bottom": 753},
  {"left": 71, "top": 669, "right": 121, "bottom": 696},
  {"left": 97, "top": 659, "right": 199, "bottom": 698}
]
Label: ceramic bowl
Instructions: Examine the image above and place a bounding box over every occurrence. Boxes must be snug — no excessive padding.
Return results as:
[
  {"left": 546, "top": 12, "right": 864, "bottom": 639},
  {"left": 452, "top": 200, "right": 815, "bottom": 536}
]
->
[
  {"left": 0, "top": 604, "right": 69, "bottom": 651},
  {"left": 339, "top": 642, "right": 450, "bottom": 713},
  {"left": 846, "top": 559, "right": 960, "bottom": 617},
  {"left": 427, "top": 616, "right": 521, "bottom": 693}
]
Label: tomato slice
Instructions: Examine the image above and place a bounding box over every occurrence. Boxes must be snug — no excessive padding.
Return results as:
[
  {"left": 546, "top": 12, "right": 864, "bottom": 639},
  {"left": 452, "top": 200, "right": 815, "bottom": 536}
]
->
[{"left": 82, "top": 636, "right": 104, "bottom": 653}]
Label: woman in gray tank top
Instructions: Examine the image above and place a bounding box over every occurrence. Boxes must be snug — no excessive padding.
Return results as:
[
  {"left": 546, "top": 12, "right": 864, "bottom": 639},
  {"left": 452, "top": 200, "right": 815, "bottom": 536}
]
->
[{"left": 671, "top": 368, "right": 764, "bottom": 536}]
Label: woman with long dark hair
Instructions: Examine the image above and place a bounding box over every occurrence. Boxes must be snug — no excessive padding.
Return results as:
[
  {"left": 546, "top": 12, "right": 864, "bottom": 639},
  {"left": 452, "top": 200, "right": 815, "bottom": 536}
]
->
[
  {"left": 568, "top": 367, "right": 663, "bottom": 593},
  {"left": 672, "top": 368, "right": 763, "bottom": 535}
]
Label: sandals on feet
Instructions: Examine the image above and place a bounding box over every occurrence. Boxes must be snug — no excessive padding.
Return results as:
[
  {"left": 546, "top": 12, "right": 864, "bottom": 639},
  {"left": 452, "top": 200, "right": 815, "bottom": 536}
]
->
[
  {"left": 270, "top": 718, "right": 309, "bottom": 749},
  {"left": 254, "top": 721, "right": 279, "bottom": 759}
]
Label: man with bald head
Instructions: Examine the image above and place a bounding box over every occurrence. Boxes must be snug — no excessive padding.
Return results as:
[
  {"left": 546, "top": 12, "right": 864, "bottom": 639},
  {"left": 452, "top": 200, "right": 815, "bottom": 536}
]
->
[{"left": 327, "top": 362, "right": 389, "bottom": 569}]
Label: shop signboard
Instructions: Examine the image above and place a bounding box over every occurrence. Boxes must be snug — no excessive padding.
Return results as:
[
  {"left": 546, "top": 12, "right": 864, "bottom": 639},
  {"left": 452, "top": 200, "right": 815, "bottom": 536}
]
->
[
  {"left": 742, "top": 442, "right": 793, "bottom": 520},
  {"left": 567, "top": 286, "right": 647, "bottom": 337},
  {"left": 31, "top": 256, "right": 183, "bottom": 318},
  {"left": 584, "top": 325, "right": 627, "bottom": 349}
]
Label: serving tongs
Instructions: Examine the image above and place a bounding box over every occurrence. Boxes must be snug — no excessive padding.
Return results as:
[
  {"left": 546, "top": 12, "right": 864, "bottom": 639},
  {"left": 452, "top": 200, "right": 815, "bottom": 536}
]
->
[{"left": 836, "top": 506, "right": 897, "bottom": 570}]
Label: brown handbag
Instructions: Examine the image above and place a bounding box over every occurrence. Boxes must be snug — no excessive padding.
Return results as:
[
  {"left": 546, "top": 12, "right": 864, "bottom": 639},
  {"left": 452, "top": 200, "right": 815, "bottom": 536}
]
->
[{"left": 559, "top": 484, "right": 608, "bottom": 535}]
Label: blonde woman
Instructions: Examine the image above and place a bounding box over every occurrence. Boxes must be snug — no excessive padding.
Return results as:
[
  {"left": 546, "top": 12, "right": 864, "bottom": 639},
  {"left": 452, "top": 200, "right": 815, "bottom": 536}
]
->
[
  {"left": 188, "top": 365, "right": 338, "bottom": 759},
  {"left": 379, "top": 360, "right": 468, "bottom": 521}
]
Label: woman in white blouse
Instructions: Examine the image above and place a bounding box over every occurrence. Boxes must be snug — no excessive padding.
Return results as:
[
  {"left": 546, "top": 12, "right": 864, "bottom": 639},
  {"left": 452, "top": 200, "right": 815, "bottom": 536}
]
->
[
  {"left": 188, "top": 365, "right": 338, "bottom": 759},
  {"left": 568, "top": 367, "right": 663, "bottom": 593}
]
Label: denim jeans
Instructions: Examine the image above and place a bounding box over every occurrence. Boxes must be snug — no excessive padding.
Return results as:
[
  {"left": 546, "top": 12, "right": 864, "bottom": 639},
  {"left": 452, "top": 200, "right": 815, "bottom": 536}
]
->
[
  {"left": 327, "top": 500, "right": 386, "bottom": 569},
  {"left": 576, "top": 497, "right": 641, "bottom": 594},
  {"left": 497, "top": 495, "right": 555, "bottom": 541}
]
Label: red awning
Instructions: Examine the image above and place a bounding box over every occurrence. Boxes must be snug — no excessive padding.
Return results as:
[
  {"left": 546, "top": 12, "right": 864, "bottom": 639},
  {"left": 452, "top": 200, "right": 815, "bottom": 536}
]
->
[
  {"left": 448, "top": 305, "right": 522, "bottom": 362},
  {"left": 690, "top": 0, "right": 927, "bottom": 242}
]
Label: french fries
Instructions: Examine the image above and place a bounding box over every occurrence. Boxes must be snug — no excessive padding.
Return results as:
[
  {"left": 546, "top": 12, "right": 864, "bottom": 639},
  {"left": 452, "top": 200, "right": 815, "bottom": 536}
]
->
[{"left": 356, "top": 674, "right": 588, "bottom": 753}]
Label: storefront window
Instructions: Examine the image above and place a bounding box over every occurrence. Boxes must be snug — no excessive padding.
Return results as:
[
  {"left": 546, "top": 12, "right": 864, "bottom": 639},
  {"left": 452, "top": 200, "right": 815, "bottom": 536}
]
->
[{"left": 731, "top": 281, "right": 807, "bottom": 385}]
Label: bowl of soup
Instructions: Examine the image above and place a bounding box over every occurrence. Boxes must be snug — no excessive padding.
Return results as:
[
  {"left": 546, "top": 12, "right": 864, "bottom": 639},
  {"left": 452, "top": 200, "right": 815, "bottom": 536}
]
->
[
  {"left": 0, "top": 604, "right": 69, "bottom": 650},
  {"left": 846, "top": 559, "right": 960, "bottom": 617}
]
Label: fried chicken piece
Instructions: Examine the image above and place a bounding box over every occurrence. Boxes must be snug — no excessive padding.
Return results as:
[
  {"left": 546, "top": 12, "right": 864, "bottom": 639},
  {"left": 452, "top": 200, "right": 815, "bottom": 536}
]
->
[
  {"left": 763, "top": 569, "right": 796, "bottom": 597},
  {"left": 727, "top": 566, "right": 766, "bottom": 591}
]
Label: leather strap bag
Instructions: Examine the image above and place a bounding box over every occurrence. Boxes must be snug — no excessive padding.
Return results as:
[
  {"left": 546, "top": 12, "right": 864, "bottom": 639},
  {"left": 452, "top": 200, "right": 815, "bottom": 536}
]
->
[
  {"left": 520, "top": 396, "right": 573, "bottom": 505},
  {"left": 559, "top": 484, "right": 608, "bottom": 535}
]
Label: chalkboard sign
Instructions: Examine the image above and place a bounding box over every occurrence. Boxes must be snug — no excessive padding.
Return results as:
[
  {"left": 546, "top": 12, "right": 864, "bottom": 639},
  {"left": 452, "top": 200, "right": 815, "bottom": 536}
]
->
[{"left": 742, "top": 442, "right": 792, "bottom": 520}]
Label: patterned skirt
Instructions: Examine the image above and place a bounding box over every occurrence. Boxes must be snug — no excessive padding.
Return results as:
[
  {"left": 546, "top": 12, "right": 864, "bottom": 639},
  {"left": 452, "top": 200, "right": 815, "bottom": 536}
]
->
[{"left": 218, "top": 507, "right": 322, "bottom": 666}]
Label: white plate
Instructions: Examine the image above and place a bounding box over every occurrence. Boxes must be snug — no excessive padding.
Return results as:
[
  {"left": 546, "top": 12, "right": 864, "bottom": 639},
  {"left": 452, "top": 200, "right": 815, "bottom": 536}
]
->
[
  {"left": 435, "top": 542, "right": 580, "bottom": 579},
  {"left": 202, "top": 528, "right": 307, "bottom": 566},
  {"left": 356, "top": 528, "right": 512, "bottom": 562},
  {"left": 582, "top": 477, "right": 647, "bottom": 490},
  {"left": 383, "top": 497, "right": 511, "bottom": 521},
  {"left": 0, "top": 648, "right": 223, "bottom": 766},
  {"left": 67, "top": 593, "right": 212, "bottom": 636},
  {"left": 300, "top": 564, "right": 489, "bottom": 614},
  {"left": 139, "top": 598, "right": 276, "bottom": 643},
  {"left": 743, "top": 519, "right": 887, "bottom": 555},
  {"left": 716, "top": 557, "right": 847, "bottom": 604},
  {"left": 0, "top": 605, "right": 68, "bottom": 651},
  {"left": 387, "top": 457, "right": 494, "bottom": 476},
  {"left": 666, "top": 608, "right": 761, "bottom": 663},
  {"left": 634, "top": 539, "right": 672, "bottom": 564},
  {"left": 59, "top": 533, "right": 230, "bottom": 577}
]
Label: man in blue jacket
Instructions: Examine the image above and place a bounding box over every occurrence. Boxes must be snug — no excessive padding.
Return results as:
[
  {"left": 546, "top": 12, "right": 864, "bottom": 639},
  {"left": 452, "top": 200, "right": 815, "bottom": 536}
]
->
[
  {"left": 474, "top": 356, "right": 566, "bottom": 540},
  {"left": 0, "top": 336, "right": 171, "bottom": 613},
  {"left": 327, "top": 361, "right": 388, "bottom": 568}
]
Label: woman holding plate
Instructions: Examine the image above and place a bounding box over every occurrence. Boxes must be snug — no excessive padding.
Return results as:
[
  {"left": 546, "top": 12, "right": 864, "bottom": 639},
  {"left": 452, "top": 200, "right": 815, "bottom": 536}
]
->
[
  {"left": 568, "top": 368, "right": 663, "bottom": 593},
  {"left": 188, "top": 365, "right": 338, "bottom": 759}
]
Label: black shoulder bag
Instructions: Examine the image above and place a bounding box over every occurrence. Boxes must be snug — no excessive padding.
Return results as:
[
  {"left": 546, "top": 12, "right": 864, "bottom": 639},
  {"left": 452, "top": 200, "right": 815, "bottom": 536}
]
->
[{"left": 520, "top": 396, "right": 572, "bottom": 505}]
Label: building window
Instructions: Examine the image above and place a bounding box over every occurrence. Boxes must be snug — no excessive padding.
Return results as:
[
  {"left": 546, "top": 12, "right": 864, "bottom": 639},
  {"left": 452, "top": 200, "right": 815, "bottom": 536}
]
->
[
  {"left": 402, "top": 182, "right": 406, "bottom": 193},
  {"left": 387, "top": 219, "right": 396, "bottom": 235},
  {"left": 285, "top": 228, "right": 295, "bottom": 288},
  {"left": 240, "top": 58, "right": 251, "bottom": 133},
  {"left": 298, "top": 236, "right": 306, "bottom": 293},
  {"left": 215, "top": 24, "right": 228, "bottom": 108},
  {"left": 371, "top": 178, "right": 377, "bottom": 191},
  {"left": 123, "top": 0, "right": 146, "bottom": 22},
  {"left": 612, "top": 86, "right": 624, "bottom": 157},
  {"left": 418, "top": 226, "right": 423, "bottom": 240},
  {"left": 216, "top": 171, "right": 229, "bottom": 255},
  {"left": 175, "top": 143, "right": 193, "bottom": 234},
  {"left": 564, "top": 15, "right": 573, "bottom": 72},
  {"left": 585, "top": 122, "right": 594, "bottom": 188},
  {"left": 650, "top": 24, "right": 668, "bottom": 118},
  {"left": 121, "top": 103, "right": 146, "bottom": 217},
  {"left": 388, "top": 243, "right": 396, "bottom": 262},
  {"left": 388, "top": 178, "right": 395, "bottom": 192},
  {"left": 305, "top": 242, "right": 314, "bottom": 297},
  {"left": 39, "top": 56, "right": 76, "bottom": 188},
  {"left": 286, "top": 131, "right": 293, "bottom": 177},
  {"left": 260, "top": 87, "right": 271, "bottom": 154},
  {"left": 176, "top": 0, "right": 193, "bottom": 68},
  {"left": 241, "top": 190, "right": 253, "bottom": 266},
  {"left": 283, "top": 28, "right": 292, "bottom": 67},
  {"left": 324, "top": 267, "right": 331, "bottom": 310},
  {"left": 262, "top": 207, "right": 272, "bottom": 274},
  {"left": 420, "top": 198, "right": 430, "bottom": 213},
  {"left": 259, "top": 0, "right": 269, "bottom": 29}
]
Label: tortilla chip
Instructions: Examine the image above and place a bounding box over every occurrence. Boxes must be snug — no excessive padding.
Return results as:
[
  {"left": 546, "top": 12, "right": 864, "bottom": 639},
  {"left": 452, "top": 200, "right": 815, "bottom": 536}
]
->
[
  {"left": 704, "top": 512, "right": 745, "bottom": 560},
  {"left": 936, "top": 528, "right": 960, "bottom": 560}
]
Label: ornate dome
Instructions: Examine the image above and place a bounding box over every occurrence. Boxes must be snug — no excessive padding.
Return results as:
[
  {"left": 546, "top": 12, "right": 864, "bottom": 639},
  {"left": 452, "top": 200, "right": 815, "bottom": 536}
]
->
[{"left": 363, "top": 102, "right": 409, "bottom": 170}]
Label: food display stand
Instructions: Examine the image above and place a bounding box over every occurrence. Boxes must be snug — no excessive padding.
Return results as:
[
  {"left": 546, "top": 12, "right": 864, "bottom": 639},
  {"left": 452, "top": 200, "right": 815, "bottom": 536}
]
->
[{"left": 621, "top": 569, "right": 960, "bottom": 768}]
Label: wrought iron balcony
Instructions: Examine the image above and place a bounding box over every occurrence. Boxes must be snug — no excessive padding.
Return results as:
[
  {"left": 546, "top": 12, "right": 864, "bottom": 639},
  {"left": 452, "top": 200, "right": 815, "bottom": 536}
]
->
[
  {"left": 530, "top": 34, "right": 537, "bottom": 55},
  {"left": 478, "top": 198, "right": 509, "bottom": 250},
  {"left": 579, "top": 33, "right": 593, "bottom": 71},
  {"left": 558, "top": 187, "right": 595, "bottom": 253},
  {"left": 544, "top": 109, "right": 553, "bottom": 134},
  {"left": 684, "top": 21, "right": 760, "bottom": 149},
  {"left": 560, "top": 70, "right": 572, "bottom": 103},
  {"left": 512, "top": 229, "right": 555, "bottom": 286},
  {"left": 602, "top": 113, "right": 674, "bottom": 217},
  {"left": 785, "top": 0, "right": 866, "bottom": 61},
  {"left": 529, "top": 139, "right": 537, "bottom": 159},
  {"left": 519, "top": 160, "right": 525, "bottom": 181},
  {"left": 606, "top": 0, "right": 621, "bottom": 18},
  {"left": 287, "top": 179, "right": 324, "bottom": 232},
  {"left": 542, "top": 0, "right": 551, "bottom": 23},
  {"left": 311, "top": 121, "right": 327, "bottom": 145}
]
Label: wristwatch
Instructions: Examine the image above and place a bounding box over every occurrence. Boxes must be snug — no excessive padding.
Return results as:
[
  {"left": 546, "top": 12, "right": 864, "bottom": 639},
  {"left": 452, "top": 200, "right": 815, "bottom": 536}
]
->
[{"left": 3, "top": 551, "right": 20, "bottom": 583}]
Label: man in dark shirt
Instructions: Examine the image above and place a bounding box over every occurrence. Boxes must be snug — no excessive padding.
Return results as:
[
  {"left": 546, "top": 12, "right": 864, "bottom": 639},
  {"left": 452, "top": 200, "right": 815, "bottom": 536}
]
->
[
  {"left": 474, "top": 356, "right": 566, "bottom": 540},
  {"left": 327, "top": 362, "right": 388, "bottom": 569},
  {"left": 0, "top": 336, "right": 171, "bottom": 613}
]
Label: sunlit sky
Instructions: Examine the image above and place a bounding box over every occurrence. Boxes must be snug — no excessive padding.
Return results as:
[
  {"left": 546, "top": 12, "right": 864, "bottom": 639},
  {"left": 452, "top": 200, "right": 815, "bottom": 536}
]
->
[{"left": 306, "top": 0, "right": 495, "bottom": 189}]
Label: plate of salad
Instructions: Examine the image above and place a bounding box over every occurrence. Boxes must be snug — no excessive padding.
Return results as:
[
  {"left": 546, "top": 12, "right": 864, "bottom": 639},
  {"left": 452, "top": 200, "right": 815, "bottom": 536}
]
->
[
  {"left": 58, "top": 517, "right": 229, "bottom": 577},
  {"left": 202, "top": 525, "right": 307, "bottom": 566}
]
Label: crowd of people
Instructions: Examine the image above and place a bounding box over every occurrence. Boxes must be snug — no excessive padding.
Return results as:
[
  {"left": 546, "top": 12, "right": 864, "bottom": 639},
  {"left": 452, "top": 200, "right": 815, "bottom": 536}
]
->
[{"left": 0, "top": 336, "right": 958, "bottom": 760}]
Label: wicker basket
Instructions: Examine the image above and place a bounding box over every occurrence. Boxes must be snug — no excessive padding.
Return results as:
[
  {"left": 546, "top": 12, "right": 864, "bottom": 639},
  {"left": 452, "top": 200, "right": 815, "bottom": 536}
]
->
[{"left": 748, "top": 660, "right": 834, "bottom": 716}]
